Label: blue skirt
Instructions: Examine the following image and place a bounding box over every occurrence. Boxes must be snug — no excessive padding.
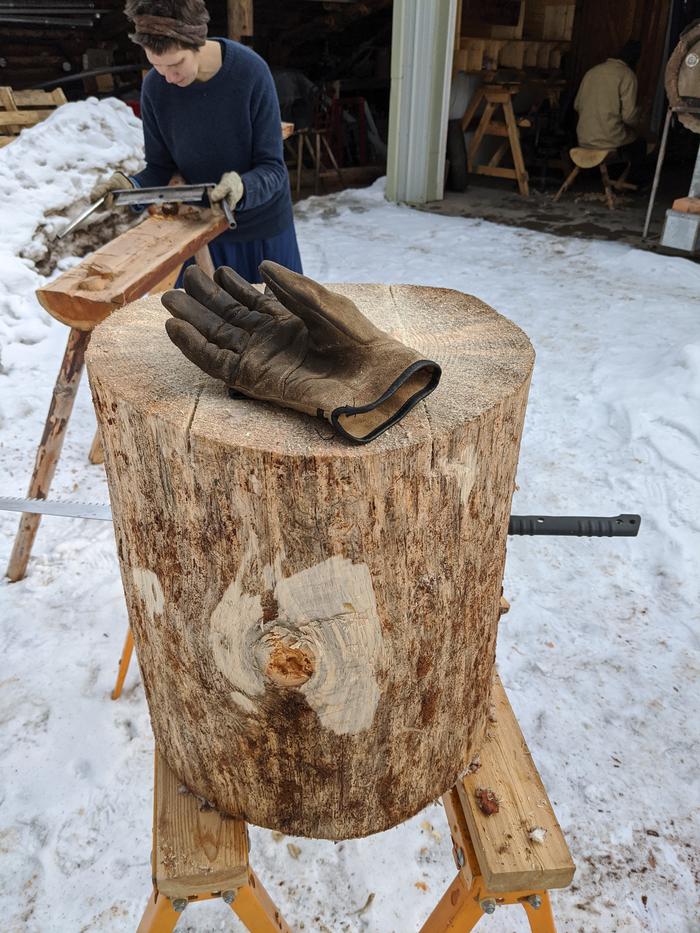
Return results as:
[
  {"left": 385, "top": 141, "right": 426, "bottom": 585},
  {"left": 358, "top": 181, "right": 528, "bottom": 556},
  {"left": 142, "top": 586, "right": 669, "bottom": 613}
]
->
[{"left": 176, "top": 222, "right": 303, "bottom": 287}]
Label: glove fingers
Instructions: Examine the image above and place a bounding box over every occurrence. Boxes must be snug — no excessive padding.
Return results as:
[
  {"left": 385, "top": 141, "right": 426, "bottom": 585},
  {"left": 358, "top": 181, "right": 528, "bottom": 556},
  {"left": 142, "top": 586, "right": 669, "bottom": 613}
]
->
[
  {"left": 209, "top": 180, "right": 226, "bottom": 202},
  {"left": 161, "top": 289, "right": 248, "bottom": 353},
  {"left": 259, "top": 261, "right": 376, "bottom": 343},
  {"left": 182, "top": 266, "right": 264, "bottom": 333},
  {"left": 215, "top": 266, "right": 288, "bottom": 320},
  {"left": 165, "top": 318, "right": 241, "bottom": 385}
]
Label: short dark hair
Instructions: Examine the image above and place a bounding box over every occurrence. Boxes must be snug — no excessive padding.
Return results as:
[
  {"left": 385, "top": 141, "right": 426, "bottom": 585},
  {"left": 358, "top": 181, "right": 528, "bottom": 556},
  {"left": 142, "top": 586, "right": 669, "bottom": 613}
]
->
[
  {"left": 618, "top": 39, "right": 642, "bottom": 70},
  {"left": 124, "top": 0, "right": 209, "bottom": 53}
]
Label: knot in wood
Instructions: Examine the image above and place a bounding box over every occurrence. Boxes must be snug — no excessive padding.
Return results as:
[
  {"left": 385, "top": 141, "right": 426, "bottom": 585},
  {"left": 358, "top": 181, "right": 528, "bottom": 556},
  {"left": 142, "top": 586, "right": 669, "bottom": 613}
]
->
[{"left": 260, "top": 632, "right": 315, "bottom": 688}]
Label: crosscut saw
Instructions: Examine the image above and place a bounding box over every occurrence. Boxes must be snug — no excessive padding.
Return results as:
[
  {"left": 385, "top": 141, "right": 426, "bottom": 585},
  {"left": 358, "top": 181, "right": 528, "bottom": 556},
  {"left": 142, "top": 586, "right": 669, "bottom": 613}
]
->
[
  {"left": 0, "top": 497, "right": 641, "bottom": 537},
  {"left": 58, "top": 183, "right": 236, "bottom": 239}
]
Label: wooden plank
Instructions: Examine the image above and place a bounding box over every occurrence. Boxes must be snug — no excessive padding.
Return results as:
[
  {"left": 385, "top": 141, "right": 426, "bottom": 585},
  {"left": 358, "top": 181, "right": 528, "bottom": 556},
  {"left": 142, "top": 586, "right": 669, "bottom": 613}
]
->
[
  {"left": 455, "top": 674, "right": 575, "bottom": 894},
  {"left": 474, "top": 164, "right": 518, "bottom": 179},
  {"left": 0, "top": 87, "right": 17, "bottom": 111},
  {"left": 36, "top": 212, "right": 228, "bottom": 331},
  {"left": 12, "top": 88, "right": 67, "bottom": 108},
  {"left": 0, "top": 87, "right": 20, "bottom": 135},
  {"left": 482, "top": 121, "right": 510, "bottom": 137},
  {"left": 228, "top": 0, "right": 254, "bottom": 38},
  {"left": 0, "top": 110, "right": 55, "bottom": 127},
  {"left": 461, "top": 86, "right": 484, "bottom": 131},
  {"left": 155, "top": 750, "right": 248, "bottom": 899},
  {"left": 0, "top": 86, "right": 65, "bottom": 139},
  {"left": 467, "top": 100, "right": 495, "bottom": 168},
  {"left": 502, "top": 94, "right": 530, "bottom": 196}
]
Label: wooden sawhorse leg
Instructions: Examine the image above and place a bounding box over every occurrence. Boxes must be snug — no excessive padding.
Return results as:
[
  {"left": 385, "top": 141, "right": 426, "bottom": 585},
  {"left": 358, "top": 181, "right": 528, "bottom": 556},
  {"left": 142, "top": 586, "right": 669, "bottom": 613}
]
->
[
  {"left": 554, "top": 165, "right": 580, "bottom": 202},
  {"left": 6, "top": 327, "right": 90, "bottom": 582},
  {"left": 111, "top": 627, "right": 134, "bottom": 700},
  {"left": 88, "top": 428, "right": 104, "bottom": 464}
]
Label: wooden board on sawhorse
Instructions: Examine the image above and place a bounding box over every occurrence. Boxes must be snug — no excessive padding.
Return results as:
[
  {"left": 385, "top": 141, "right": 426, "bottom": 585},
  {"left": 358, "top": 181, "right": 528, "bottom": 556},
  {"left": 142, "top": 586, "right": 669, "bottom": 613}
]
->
[
  {"left": 421, "top": 674, "right": 575, "bottom": 931},
  {"left": 135, "top": 674, "right": 574, "bottom": 931},
  {"left": 461, "top": 84, "right": 530, "bottom": 197},
  {"left": 137, "top": 750, "right": 291, "bottom": 933},
  {"left": 5, "top": 210, "right": 228, "bottom": 583}
]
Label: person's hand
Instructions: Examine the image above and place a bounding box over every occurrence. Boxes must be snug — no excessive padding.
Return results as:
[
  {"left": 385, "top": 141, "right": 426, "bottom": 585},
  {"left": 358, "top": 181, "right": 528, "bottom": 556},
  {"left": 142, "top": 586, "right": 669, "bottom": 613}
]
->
[
  {"left": 210, "top": 171, "right": 244, "bottom": 212},
  {"left": 90, "top": 171, "right": 134, "bottom": 208},
  {"left": 161, "top": 262, "right": 441, "bottom": 444}
]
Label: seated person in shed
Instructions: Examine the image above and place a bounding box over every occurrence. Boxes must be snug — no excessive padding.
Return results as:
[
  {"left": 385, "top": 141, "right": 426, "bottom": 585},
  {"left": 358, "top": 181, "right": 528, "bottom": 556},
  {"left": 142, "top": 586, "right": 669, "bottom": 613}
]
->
[{"left": 574, "top": 40, "right": 648, "bottom": 183}]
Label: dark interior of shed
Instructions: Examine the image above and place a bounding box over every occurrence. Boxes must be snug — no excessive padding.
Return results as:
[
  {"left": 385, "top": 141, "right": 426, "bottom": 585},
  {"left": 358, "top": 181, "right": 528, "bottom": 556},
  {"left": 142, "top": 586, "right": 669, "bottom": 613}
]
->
[{"left": 1, "top": 0, "right": 698, "bottom": 246}]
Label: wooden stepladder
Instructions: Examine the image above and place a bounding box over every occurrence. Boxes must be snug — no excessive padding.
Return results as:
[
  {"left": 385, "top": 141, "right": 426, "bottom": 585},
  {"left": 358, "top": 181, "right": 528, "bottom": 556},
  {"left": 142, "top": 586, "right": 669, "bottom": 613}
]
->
[
  {"left": 138, "top": 750, "right": 291, "bottom": 933},
  {"left": 137, "top": 675, "right": 574, "bottom": 931},
  {"left": 461, "top": 84, "right": 530, "bottom": 196},
  {"left": 5, "top": 211, "right": 228, "bottom": 583}
]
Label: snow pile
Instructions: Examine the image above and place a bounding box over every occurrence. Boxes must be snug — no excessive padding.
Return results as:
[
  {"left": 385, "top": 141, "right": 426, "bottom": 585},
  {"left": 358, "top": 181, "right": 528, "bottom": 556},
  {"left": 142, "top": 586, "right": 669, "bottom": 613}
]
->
[
  {"left": 1, "top": 174, "right": 699, "bottom": 931},
  {"left": 0, "top": 97, "right": 144, "bottom": 354}
]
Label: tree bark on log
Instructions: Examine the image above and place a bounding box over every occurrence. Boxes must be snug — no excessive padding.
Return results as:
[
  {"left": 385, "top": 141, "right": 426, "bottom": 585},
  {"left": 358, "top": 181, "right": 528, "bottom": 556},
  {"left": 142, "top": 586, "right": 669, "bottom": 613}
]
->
[{"left": 86, "top": 284, "right": 534, "bottom": 840}]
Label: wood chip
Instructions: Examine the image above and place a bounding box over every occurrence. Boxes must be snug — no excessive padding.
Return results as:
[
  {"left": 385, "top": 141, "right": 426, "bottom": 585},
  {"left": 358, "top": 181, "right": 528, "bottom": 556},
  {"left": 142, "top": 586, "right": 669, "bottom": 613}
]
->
[
  {"left": 350, "top": 892, "right": 375, "bottom": 916},
  {"left": 475, "top": 787, "right": 500, "bottom": 815},
  {"left": 287, "top": 843, "right": 302, "bottom": 859},
  {"left": 420, "top": 820, "right": 442, "bottom": 842}
]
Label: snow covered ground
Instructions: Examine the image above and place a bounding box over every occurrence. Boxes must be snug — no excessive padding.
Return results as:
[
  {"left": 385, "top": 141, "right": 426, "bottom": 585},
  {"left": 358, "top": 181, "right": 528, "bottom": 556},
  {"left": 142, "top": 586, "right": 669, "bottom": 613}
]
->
[{"left": 0, "top": 100, "right": 698, "bottom": 933}]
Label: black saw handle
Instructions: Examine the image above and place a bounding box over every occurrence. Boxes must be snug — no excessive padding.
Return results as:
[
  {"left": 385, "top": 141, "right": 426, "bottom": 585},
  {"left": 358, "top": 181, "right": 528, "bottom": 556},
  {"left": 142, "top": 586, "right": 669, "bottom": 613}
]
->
[{"left": 508, "top": 514, "right": 641, "bottom": 537}]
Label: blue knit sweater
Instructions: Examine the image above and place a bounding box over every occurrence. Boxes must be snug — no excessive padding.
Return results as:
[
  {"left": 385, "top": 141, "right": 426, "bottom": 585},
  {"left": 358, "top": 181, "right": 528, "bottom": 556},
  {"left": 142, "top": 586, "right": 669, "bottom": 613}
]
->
[{"left": 133, "top": 39, "right": 293, "bottom": 241}]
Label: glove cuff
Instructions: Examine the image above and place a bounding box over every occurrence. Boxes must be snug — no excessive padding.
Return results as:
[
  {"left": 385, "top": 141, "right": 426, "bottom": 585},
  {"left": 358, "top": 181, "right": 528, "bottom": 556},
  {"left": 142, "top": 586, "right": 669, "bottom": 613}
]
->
[{"left": 329, "top": 359, "right": 441, "bottom": 444}]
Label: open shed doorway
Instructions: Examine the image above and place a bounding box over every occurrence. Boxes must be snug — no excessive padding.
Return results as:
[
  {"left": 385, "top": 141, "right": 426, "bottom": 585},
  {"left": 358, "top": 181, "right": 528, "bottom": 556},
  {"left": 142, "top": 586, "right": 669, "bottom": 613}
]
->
[
  {"left": 427, "top": 0, "right": 700, "bottom": 250},
  {"left": 249, "top": 0, "right": 392, "bottom": 200}
]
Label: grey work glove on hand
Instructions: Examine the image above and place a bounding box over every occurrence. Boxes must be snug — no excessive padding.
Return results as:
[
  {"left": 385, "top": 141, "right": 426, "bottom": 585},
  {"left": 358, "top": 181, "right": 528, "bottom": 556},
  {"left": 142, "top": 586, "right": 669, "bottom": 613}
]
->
[
  {"left": 210, "top": 171, "right": 244, "bottom": 212},
  {"left": 90, "top": 171, "right": 134, "bottom": 208},
  {"left": 161, "top": 262, "right": 441, "bottom": 444}
]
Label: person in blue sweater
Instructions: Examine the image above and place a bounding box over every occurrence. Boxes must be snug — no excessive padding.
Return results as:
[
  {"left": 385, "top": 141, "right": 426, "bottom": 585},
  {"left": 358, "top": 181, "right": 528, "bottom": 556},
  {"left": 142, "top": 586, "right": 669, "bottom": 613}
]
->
[{"left": 91, "top": 0, "right": 302, "bottom": 284}]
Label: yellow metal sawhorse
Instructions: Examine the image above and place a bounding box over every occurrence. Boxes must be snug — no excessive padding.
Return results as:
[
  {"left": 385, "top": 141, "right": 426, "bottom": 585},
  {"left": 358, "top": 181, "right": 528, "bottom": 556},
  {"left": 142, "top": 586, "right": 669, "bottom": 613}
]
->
[
  {"left": 420, "top": 675, "right": 574, "bottom": 931},
  {"left": 138, "top": 750, "right": 291, "bottom": 933},
  {"left": 137, "top": 675, "right": 574, "bottom": 931}
]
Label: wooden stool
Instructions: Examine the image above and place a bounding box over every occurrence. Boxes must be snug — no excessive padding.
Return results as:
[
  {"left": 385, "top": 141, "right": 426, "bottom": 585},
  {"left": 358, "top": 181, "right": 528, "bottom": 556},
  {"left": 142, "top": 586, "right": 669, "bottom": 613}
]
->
[
  {"left": 461, "top": 84, "right": 530, "bottom": 196},
  {"left": 5, "top": 211, "right": 229, "bottom": 583},
  {"left": 137, "top": 750, "right": 291, "bottom": 932},
  {"left": 554, "top": 147, "right": 637, "bottom": 210},
  {"left": 137, "top": 675, "right": 573, "bottom": 930}
]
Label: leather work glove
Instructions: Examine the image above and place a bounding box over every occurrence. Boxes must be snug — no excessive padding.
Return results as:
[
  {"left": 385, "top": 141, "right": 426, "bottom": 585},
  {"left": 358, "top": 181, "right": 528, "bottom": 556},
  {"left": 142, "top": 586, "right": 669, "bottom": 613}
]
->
[
  {"left": 161, "top": 262, "right": 441, "bottom": 444},
  {"left": 210, "top": 171, "right": 244, "bottom": 212},
  {"left": 90, "top": 171, "right": 134, "bottom": 208}
]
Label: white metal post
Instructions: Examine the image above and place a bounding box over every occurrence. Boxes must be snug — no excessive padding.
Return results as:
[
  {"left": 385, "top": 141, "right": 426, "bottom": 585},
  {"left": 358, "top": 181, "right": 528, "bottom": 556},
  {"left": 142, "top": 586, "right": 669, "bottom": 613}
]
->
[{"left": 385, "top": 0, "right": 457, "bottom": 204}]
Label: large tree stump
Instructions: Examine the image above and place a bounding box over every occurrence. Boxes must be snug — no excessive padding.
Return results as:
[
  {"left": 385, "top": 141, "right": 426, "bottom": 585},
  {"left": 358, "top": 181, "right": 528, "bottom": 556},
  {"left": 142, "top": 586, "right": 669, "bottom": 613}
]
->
[{"left": 86, "top": 283, "right": 534, "bottom": 840}]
